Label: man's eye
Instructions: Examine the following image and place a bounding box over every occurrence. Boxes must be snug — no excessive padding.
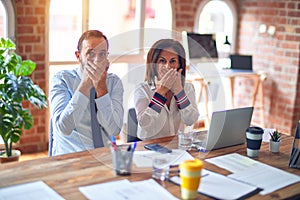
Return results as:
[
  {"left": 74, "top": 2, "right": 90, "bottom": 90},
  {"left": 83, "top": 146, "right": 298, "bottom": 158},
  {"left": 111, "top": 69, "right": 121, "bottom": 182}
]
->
[
  {"left": 99, "top": 52, "right": 106, "bottom": 57},
  {"left": 88, "top": 52, "right": 96, "bottom": 58}
]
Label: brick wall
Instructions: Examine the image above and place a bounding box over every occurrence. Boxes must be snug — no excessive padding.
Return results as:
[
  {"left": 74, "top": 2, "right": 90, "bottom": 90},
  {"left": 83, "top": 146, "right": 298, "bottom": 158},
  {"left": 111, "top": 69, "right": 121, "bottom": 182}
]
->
[
  {"left": 173, "top": 0, "right": 300, "bottom": 135},
  {"left": 14, "top": 0, "right": 49, "bottom": 153},
  {"left": 12, "top": 0, "right": 299, "bottom": 153},
  {"left": 237, "top": 0, "right": 300, "bottom": 134}
]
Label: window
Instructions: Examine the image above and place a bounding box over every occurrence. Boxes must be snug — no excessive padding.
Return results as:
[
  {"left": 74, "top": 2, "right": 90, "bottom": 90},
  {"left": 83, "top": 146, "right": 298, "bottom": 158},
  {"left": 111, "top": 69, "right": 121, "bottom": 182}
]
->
[
  {"left": 0, "top": 0, "right": 15, "bottom": 40},
  {"left": 195, "top": 0, "right": 237, "bottom": 58},
  {"left": 49, "top": 0, "right": 172, "bottom": 65}
]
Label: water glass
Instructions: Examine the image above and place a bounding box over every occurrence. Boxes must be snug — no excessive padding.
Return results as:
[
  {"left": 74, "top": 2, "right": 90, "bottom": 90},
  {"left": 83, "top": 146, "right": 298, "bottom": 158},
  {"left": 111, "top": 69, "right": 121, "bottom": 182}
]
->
[
  {"left": 152, "top": 155, "right": 170, "bottom": 181},
  {"left": 178, "top": 131, "right": 193, "bottom": 151}
]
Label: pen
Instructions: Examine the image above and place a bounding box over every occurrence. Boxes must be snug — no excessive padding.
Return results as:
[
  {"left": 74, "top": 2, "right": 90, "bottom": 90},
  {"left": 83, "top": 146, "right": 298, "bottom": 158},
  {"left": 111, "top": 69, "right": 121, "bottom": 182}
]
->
[{"left": 110, "top": 135, "right": 118, "bottom": 151}]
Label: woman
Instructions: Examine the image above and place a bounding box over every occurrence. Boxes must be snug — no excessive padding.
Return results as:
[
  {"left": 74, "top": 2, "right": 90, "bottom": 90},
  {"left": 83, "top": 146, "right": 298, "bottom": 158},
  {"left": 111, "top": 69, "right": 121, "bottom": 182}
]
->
[{"left": 134, "top": 39, "right": 199, "bottom": 140}]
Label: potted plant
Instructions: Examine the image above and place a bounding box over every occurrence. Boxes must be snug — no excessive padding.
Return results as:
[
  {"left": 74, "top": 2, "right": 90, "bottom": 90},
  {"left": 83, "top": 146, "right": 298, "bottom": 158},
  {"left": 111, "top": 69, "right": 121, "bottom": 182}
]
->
[
  {"left": 269, "top": 129, "right": 281, "bottom": 153},
  {"left": 0, "top": 38, "right": 47, "bottom": 163}
]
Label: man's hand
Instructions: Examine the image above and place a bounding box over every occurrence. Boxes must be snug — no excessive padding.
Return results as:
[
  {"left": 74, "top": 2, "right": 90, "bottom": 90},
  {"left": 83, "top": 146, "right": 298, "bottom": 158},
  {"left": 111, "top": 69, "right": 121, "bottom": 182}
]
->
[{"left": 86, "top": 58, "right": 109, "bottom": 97}]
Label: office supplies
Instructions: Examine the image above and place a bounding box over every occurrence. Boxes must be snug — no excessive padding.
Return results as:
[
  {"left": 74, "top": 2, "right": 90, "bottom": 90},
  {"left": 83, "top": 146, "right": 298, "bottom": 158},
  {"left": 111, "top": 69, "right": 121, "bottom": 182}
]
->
[
  {"left": 111, "top": 144, "right": 134, "bottom": 176},
  {"left": 144, "top": 143, "right": 172, "bottom": 153},
  {"left": 196, "top": 106, "right": 254, "bottom": 151}
]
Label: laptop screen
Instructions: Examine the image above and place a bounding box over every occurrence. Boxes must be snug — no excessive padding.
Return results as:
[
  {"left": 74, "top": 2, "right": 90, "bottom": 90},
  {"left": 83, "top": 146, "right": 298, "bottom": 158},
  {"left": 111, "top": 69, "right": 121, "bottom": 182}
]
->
[{"left": 230, "top": 54, "right": 252, "bottom": 70}]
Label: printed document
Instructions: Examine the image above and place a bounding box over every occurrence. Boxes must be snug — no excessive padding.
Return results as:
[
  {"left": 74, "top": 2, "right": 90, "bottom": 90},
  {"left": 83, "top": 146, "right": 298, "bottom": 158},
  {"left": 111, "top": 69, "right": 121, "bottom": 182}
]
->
[{"left": 206, "top": 153, "right": 300, "bottom": 195}]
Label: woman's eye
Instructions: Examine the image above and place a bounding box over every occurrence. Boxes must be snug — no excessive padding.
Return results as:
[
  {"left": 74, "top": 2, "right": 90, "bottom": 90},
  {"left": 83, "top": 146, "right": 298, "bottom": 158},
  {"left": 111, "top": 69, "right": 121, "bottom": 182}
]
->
[
  {"left": 170, "top": 59, "right": 177, "bottom": 64},
  {"left": 158, "top": 59, "right": 167, "bottom": 64}
]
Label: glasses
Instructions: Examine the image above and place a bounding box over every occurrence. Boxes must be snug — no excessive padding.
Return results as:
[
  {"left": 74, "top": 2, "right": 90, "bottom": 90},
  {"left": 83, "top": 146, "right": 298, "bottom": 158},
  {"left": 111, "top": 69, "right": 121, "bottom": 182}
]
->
[{"left": 87, "top": 50, "right": 108, "bottom": 60}]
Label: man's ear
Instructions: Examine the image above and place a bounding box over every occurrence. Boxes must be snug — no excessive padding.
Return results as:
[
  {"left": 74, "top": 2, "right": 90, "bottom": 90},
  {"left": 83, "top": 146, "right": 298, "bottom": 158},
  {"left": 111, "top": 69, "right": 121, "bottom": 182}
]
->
[{"left": 75, "top": 51, "right": 80, "bottom": 60}]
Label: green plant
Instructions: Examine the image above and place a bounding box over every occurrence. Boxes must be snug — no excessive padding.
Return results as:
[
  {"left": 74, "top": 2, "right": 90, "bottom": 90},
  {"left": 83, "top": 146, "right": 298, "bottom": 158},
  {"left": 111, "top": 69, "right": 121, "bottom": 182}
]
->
[
  {"left": 0, "top": 38, "right": 47, "bottom": 157},
  {"left": 269, "top": 129, "right": 281, "bottom": 142}
]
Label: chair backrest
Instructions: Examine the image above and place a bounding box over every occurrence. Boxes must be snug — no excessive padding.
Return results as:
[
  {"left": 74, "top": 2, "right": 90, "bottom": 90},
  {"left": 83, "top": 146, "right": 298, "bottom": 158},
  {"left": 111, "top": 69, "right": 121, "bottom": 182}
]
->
[
  {"left": 127, "top": 108, "right": 141, "bottom": 143},
  {"left": 48, "top": 120, "right": 53, "bottom": 156}
]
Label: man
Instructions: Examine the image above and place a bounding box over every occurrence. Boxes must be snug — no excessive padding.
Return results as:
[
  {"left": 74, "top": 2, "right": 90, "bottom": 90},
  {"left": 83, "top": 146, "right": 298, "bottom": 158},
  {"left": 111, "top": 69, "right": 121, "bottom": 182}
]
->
[{"left": 49, "top": 30, "right": 124, "bottom": 156}]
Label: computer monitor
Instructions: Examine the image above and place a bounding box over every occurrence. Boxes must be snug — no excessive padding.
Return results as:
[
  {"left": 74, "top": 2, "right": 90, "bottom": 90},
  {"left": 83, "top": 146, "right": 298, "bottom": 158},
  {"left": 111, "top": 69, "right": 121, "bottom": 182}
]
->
[{"left": 182, "top": 31, "right": 218, "bottom": 64}]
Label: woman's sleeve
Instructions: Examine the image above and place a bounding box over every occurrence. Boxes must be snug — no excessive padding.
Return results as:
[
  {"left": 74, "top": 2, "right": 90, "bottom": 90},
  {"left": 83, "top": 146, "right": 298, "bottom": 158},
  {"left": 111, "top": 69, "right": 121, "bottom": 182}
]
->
[
  {"left": 176, "top": 82, "right": 200, "bottom": 126},
  {"left": 134, "top": 84, "right": 168, "bottom": 140}
]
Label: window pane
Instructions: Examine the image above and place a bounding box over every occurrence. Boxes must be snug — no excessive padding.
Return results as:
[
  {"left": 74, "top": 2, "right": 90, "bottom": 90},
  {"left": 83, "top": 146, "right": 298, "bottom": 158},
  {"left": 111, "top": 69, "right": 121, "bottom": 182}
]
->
[
  {"left": 198, "top": 1, "right": 233, "bottom": 57},
  {"left": 89, "top": 0, "right": 139, "bottom": 55},
  {"left": 89, "top": 0, "right": 172, "bottom": 55},
  {"left": 144, "top": 0, "right": 172, "bottom": 48},
  {"left": 0, "top": 2, "right": 7, "bottom": 38},
  {"left": 49, "top": 0, "right": 82, "bottom": 61}
]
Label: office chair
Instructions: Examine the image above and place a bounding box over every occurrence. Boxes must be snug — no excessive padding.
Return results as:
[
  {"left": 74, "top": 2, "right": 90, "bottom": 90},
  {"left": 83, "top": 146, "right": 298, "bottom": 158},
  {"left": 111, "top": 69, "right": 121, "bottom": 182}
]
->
[
  {"left": 127, "top": 108, "right": 142, "bottom": 143},
  {"left": 48, "top": 120, "right": 53, "bottom": 156}
]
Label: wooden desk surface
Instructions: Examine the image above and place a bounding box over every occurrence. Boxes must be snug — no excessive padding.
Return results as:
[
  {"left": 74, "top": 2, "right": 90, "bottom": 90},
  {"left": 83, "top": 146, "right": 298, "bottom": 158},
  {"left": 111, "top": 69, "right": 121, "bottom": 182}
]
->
[{"left": 0, "top": 135, "right": 299, "bottom": 199}]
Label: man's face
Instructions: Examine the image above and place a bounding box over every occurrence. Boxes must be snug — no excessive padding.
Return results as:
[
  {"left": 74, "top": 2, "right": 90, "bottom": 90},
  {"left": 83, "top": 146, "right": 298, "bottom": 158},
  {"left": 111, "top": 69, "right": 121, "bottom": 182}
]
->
[{"left": 78, "top": 37, "right": 108, "bottom": 71}]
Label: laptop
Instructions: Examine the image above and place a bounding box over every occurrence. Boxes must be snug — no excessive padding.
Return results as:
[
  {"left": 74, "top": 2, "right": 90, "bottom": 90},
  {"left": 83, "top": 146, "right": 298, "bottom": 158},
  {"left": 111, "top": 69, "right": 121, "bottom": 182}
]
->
[
  {"left": 194, "top": 107, "right": 254, "bottom": 151},
  {"left": 229, "top": 54, "right": 253, "bottom": 71}
]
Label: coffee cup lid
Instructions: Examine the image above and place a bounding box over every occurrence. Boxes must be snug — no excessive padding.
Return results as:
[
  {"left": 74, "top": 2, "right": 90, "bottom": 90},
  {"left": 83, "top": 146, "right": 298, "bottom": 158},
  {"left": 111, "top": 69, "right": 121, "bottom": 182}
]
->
[
  {"left": 246, "top": 126, "right": 264, "bottom": 134},
  {"left": 179, "top": 159, "right": 203, "bottom": 171}
]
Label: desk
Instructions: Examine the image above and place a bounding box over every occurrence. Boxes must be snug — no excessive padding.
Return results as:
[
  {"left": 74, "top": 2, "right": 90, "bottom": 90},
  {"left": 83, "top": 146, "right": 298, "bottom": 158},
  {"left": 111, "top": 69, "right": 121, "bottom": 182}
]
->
[
  {"left": 188, "top": 68, "right": 266, "bottom": 127},
  {"left": 0, "top": 136, "right": 299, "bottom": 199}
]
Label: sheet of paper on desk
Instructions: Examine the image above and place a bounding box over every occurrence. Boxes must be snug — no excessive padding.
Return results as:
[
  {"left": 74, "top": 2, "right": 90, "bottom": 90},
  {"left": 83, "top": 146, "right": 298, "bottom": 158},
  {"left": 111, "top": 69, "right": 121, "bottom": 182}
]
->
[
  {"left": 205, "top": 153, "right": 260, "bottom": 173},
  {"left": 0, "top": 181, "right": 64, "bottom": 200},
  {"left": 79, "top": 179, "right": 178, "bottom": 200},
  {"left": 169, "top": 169, "right": 259, "bottom": 200},
  {"left": 206, "top": 153, "right": 300, "bottom": 195},
  {"left": 133, "top": 149, "right": 194, "bottom": 168}
]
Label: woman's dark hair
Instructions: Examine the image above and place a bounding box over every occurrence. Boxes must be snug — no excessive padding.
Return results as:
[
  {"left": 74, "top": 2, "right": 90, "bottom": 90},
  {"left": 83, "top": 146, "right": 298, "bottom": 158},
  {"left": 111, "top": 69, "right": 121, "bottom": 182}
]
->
[
  {"left": 77, "top": 30, "right": 109, "bottom": 52},
  {"left": 145, "top": 39, "right": 186, "bottom": 88}
]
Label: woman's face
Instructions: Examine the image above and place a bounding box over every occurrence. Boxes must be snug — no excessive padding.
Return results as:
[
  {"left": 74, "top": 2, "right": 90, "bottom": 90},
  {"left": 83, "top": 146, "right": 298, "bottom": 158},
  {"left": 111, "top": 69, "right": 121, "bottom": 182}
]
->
[{"left": 156, "top": 49, "right": 179, "bottom": 79}]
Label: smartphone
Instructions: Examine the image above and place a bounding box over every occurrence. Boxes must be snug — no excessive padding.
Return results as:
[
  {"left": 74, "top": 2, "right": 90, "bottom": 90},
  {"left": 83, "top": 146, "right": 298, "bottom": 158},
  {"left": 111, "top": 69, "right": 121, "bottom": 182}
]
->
[{"left": 144, "top": 143, "right": 172, "bottom": 154}]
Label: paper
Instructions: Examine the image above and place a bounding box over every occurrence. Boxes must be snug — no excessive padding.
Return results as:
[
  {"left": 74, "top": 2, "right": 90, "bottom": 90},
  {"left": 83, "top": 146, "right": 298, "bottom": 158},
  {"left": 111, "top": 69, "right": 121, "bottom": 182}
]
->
[
  {"left": 206, "top": 153, "right": 300, "bottom": 195},
  {"left": 170, "top": 169, "right": 259, "bottom": 200},
  {"left": 205, "top": 153, "right": 259, "bottom": 173},
  {"left": 133, "top": 149, "right": 194, "bottom": 168},
  {"left": 229, "top": 163, "right": 300, "bottom": 195},
  {"left": 79, "top": 179, "right": 178, "bottom": 200},
  {"left": 0, "top": 181, "right": 64, "bottom": 200}
]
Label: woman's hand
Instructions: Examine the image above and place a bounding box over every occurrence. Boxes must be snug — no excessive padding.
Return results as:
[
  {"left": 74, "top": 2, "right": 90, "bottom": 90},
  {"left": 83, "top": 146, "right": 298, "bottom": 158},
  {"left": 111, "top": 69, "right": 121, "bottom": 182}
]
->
[
  {"left": 155, "top": 68, "right": 177, "bottom": 97},
  {"left": 171, "top": 68, "right": 183, "bottom": 95}
]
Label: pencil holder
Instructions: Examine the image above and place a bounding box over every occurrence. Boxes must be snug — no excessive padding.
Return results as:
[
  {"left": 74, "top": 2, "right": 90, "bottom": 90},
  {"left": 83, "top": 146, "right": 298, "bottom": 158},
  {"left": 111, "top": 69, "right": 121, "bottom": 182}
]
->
[{"left": 111, "top": 144, "right": 134, "bottom": 176}]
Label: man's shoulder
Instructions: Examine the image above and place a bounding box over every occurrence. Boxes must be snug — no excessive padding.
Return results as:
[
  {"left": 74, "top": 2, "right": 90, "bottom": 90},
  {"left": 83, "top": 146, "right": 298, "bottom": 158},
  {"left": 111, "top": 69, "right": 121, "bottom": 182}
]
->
[
  {"left": 54, "top": 68, "right": 78, "bottom": 79},
  {"left": 107, "top": 73, "right": 122, "bottom": 82}
]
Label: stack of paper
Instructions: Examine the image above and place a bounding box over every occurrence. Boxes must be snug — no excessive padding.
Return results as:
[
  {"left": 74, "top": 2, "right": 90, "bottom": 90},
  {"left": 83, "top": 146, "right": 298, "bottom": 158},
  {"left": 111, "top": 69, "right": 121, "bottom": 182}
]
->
[
  {"left": 169, "top": 169, "right": 259, "bottom": 200},
  {"left": 79, "top": 179, "right": 178, "bottom": 200},
  {"left": 133, "top": 149, "right": 194, "bottom": 168},
  {"left": 206, "top": 153, "right": 300, "bottom": 195},
  {"left": 0, "top": 181, "right": 64, "bottom": 200}
]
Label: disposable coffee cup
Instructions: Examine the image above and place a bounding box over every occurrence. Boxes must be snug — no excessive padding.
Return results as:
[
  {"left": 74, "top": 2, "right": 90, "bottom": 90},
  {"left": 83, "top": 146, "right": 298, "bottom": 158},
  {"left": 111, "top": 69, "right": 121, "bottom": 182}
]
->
[
  {"left": 246, "top": 126, "right": 264, "bottom": 157},
  {"left": 179, "top": 159, "right": 203, "bottom": 199}
]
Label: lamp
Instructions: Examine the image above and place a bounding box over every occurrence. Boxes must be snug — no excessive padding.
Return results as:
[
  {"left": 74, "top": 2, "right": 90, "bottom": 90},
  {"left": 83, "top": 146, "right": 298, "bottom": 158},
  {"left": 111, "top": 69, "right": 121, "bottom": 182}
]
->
[{"left": 224, "top": 35, "right": 231, "bottom": 45}]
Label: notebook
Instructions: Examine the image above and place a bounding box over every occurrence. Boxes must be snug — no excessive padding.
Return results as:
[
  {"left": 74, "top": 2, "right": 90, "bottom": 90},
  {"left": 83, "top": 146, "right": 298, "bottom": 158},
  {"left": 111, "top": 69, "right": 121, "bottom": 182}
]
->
[
  {"left": 194, "top": 107, "right": 254, "bottom": 151},
  {"left": 229, "top": 54, "right": 253, "bottom": 71}
]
